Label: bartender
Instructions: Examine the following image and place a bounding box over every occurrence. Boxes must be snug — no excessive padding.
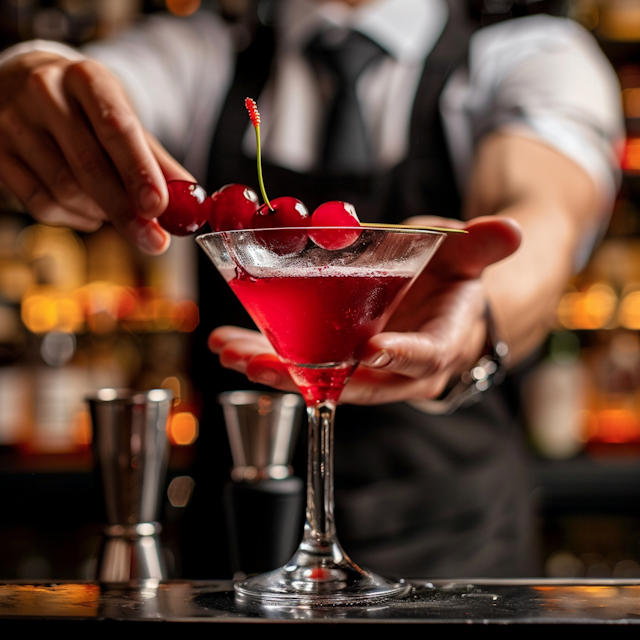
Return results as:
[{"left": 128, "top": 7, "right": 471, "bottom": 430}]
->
[{"left": 0, "top": 0, "right": 623, "bottom": 577}]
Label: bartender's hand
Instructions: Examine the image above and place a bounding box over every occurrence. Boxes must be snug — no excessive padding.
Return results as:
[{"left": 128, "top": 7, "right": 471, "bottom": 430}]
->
[
  {"left": 0, "top": 51, "right": 192, "bottom": 254},
  {"left": 208, "top": 216, "right": 521, "bottom": 405}
]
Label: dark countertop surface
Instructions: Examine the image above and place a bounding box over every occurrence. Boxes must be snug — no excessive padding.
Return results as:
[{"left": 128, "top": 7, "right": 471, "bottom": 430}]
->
[{"left": 3, "top": 578, "right": 640, "bottom": 627}]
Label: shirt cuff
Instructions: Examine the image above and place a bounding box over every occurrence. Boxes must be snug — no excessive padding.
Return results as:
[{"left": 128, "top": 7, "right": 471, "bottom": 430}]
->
[{"left": 0, "top": 39, "right": 85, "bottom": 67}]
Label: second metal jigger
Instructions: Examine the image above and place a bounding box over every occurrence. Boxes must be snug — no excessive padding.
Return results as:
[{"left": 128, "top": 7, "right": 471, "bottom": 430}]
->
[
  {"left": 87, "top": 388, "right": 172, "bottom": 587},
  {"left": 219, "top": 391, "right": 305, "bottom": 576}
]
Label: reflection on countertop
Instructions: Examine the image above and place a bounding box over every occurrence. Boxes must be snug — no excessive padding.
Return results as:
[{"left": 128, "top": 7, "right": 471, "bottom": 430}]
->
[{"left": 3, "top": 579, "right": 640, "bottom": 625}]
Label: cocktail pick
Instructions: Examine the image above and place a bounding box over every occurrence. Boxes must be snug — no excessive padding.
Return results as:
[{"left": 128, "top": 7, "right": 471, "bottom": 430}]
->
[{"left": 363, "top": 222, "right": 467, "bottom": 233}]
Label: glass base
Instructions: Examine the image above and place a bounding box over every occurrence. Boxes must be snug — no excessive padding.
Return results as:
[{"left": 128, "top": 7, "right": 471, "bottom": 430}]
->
[{"left": 234, "top": 542, "right": 408, "bottom": 605}]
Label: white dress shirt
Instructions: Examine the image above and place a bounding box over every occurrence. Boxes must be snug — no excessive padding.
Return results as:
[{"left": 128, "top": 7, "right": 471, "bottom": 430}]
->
[{"left": 251, "top": 0, "right": 448, "bottom": 173}]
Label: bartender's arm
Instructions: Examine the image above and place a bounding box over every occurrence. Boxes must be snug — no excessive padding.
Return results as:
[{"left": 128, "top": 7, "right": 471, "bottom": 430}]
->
[
  {"left": 209, "top": 132, "right": 602, "bottom": 404},
  {"left": 361, "top": 131, "right": 603, "bottom": 402}
]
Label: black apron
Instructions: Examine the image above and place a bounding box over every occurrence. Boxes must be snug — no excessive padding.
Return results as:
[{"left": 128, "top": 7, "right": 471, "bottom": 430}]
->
[{"left": 189, "top": 0, "right": 540, "bottom": 579}]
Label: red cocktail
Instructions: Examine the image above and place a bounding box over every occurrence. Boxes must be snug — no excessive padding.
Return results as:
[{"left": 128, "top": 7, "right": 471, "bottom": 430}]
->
[
  {"left": 229, "top": 269, "right": 411, "bottom": 404},
  {"left": 197, "top": 226, "right": 445, "bottom": 604}
]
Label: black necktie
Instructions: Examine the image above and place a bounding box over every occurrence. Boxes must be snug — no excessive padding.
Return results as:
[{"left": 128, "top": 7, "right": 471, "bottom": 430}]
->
[{"left": 305, "top": 29, "right": 387, "bottom": 174}]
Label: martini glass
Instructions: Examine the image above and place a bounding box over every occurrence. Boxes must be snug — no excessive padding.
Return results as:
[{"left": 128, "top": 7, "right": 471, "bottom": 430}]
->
[{"left": 197, "top": 226, "right": 445, "bottom": 605}]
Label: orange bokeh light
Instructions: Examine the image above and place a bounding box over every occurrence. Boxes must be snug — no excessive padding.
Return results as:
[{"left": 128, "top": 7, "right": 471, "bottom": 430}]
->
[
  {"left": 168, "top": 411, "right": 199, "bottom": 446},
  {"left": 621, "top": 138, "right": 640, "bottom": 172},
  {"left": 589, "top": 409, "right": 640, "bottom": 444},
  {"left": 166, "top": 0, "right": 201, "bottom": 18}
]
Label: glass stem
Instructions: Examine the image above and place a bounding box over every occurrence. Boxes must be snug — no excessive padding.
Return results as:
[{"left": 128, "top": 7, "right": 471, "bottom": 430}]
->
[{"left": 303, "top": 401, "right": 337, "bottom": 549}]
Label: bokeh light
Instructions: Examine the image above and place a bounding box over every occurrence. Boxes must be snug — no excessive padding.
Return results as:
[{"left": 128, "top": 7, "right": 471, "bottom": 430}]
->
[{"left": 168, "top": 411, "right": 199, "bottom": 446}]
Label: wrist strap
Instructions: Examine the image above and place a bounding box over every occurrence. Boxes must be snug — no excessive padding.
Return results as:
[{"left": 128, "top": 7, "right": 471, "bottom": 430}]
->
[{"left": 409, "top": 304, "right": 509, "bottom": 416}]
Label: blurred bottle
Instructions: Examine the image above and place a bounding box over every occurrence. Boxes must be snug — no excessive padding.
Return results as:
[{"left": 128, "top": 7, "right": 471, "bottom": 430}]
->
[
  {"left": 523, "top": 331, "right": 589, "bottom": 459},
  {"left": 583, "top": 329, "right": 640, "bottom": 454}
]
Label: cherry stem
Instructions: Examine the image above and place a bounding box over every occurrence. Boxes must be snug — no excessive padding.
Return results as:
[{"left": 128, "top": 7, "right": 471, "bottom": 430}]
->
[
  {"left": 255, "top": 124, "right": 272, "bottom": 211},
  {"left": 245, "top": 97, "right": 273, "bottom": 211}
]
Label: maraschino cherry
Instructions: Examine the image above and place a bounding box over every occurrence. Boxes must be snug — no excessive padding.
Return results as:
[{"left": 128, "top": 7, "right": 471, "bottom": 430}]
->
[
  {"left": 209, "top": 183, "right": 260, "bottom": 231},
  {"left": 309, "top": 201, "right": 361, "bottom": 250},
  {"left": 253, "top": 196, "right": 309, "bottom": 228},
  {"left": 252, "top": 196, "right": 310, "bottom": 254},
  {"left": 158, "top": 180, "right": 210, "bottom": 236}
]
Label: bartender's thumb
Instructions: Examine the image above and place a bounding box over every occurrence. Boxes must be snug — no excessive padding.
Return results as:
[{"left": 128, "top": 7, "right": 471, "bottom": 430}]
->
[{"left": 412, "top": 216, "right": 522, "bottom": 280}]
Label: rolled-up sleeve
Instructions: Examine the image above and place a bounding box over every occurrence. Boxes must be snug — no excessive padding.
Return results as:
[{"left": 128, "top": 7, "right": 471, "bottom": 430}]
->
[{"left": 442, "top": 15, "right": 624, "bottom": 207}]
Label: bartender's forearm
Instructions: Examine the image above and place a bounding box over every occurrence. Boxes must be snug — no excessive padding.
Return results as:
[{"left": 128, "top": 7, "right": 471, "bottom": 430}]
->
[{"left": 467, "top": 132, "right": 606, "bottom": 365}]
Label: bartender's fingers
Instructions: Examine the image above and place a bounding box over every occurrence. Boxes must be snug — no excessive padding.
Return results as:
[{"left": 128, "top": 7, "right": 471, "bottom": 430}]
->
[
  {"left": 246, "top": 355, "right": 298, "bottom": 393},
  {"left": 209, "top": 326, "right": 298, "bottom": 391},
  {"left": 28, "top": 58, "right": 170, "bottom": 252},
  {"left": 52, "top": 112, "right": 169, "bottom": 254},
  {"left": 0, "top": 54, "right": 170, "bottom": 252},
  {"left": 99, "top": 133, "right": 193, "bottom": 252},
  {"left": 338, "top": 366, "right": 450, "bottom": 405},
  {"left": 3, "top": 114, "right": 109, "bottom": 224},
  {"left": 218, "top": 335, "right": 274, "bottom": 372},
  {"left": 208, "top": 326, "right": 269, "bottom": 355},
  {"left": 208, "top": 325, "right": 451, "bottom": 403},
  {"left": 51, "top": 76, "right": 169, "bottom": 253},
  {"left": 359, "top": 332, "right": 452, "bottom": 381},
  {"left": 124, "top": 217, "right": 170, "bottom": 255},
  {"left": 0, "top": 151, "right": 105, "bottom": 232},
  {"left": 358, "top": 307, "right": 485, "bottom": 389},
  {"left": 62, "top": 59, "right": 168, "bottom": 220},
  {"left": 209, "top": 325, "right": 273, "bottom": 372},
  {"left": 352, "top": 279, "right": 488, "bottom": 403}
]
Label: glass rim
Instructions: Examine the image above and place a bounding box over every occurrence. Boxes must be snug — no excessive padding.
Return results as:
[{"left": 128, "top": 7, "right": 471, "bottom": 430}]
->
[{"left": 196, "top": 225, "right": 449, "bottom": 241}]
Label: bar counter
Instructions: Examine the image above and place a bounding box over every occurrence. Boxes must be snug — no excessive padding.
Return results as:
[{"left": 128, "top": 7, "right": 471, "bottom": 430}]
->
[{"left": 3, "top": 578, "right": 640, "bottom": 627}]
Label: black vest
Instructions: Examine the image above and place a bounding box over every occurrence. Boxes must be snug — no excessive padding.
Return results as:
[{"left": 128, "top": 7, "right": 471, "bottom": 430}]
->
[{"left": 189, "top": 0, "right": 540, "bottom": 579}]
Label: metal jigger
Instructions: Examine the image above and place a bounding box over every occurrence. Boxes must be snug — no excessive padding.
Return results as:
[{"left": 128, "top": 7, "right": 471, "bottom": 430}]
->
[
  {"left": 218, "top": 391, "right": 305, "bottom": 577},
  {"left": 87, "top": 388, "right": 172, "bottom": 587}
]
